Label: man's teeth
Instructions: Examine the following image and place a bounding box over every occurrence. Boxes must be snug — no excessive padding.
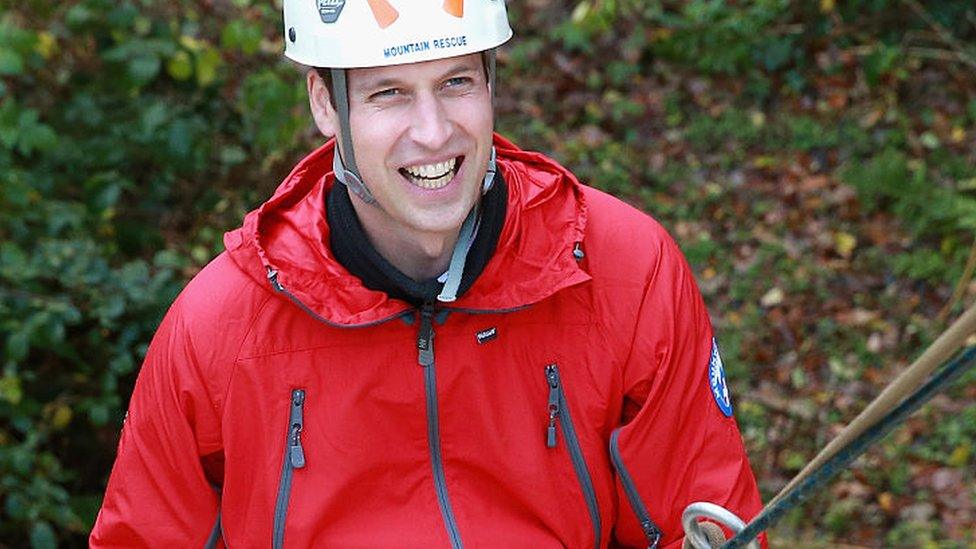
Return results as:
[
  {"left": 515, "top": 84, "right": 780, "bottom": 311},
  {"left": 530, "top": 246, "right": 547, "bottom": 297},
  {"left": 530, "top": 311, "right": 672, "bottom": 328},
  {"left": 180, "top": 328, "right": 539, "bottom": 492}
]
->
[
  {"left": 405, "top": 158, "right": 456, "bottom": 180},
  {"left": 411, "top": 171, "right": 453, "bottom": 189}
]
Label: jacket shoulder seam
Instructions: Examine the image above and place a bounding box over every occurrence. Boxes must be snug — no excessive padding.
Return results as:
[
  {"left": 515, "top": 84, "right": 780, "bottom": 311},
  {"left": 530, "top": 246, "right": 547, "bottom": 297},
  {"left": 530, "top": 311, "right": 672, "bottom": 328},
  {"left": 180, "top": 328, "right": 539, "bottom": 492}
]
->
[{"left": 219, "top": 290, "right": 276, "bottom": 417}]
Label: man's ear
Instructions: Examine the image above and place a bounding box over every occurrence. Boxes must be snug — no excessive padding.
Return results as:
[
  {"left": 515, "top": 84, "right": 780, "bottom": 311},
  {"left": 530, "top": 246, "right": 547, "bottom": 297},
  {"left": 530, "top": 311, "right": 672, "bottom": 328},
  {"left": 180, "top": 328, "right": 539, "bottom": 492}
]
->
[{"left": 307, "top": 70, "right": 338, "bottom": 138}]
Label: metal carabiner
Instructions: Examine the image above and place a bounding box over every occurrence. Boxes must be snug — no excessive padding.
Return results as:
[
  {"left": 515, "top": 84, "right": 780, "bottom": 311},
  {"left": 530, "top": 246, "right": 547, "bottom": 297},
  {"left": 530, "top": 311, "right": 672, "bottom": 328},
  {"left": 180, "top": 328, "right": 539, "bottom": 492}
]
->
[{"left": 681, "top": 502, "right": 759, "bottom": 549}]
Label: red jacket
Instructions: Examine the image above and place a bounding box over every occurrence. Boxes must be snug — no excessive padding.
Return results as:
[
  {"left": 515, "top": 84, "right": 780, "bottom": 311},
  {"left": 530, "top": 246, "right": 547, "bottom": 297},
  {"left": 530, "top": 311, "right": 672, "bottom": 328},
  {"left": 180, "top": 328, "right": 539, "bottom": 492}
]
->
[{"left": 91, "top": 135, "right": 763, "bottom": 548}]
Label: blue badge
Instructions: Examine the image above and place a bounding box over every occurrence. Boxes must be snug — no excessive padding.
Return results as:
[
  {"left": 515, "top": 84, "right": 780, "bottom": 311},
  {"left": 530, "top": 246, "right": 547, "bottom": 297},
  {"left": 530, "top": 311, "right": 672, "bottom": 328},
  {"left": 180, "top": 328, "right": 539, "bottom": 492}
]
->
[{"left": 708, "top": 338, "right": 734, "bottom": 417}]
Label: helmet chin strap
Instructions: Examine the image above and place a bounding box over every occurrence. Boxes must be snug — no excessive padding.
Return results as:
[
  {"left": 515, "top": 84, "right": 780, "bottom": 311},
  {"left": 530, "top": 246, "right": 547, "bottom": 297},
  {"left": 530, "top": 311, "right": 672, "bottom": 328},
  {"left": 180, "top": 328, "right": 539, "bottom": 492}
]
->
[
  {"left": 330, "top": 68, "right": 376, "bottom": 205},
  {"left": 482, "top": 146, "right": 497, "bottom": 193}
]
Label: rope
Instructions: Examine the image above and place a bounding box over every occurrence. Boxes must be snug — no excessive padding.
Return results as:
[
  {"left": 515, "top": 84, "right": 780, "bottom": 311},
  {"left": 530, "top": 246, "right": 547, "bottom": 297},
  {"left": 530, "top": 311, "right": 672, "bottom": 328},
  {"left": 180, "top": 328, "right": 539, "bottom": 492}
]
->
[
  {"left": 722, "top": 344, "right": 976, "bottom": 548},
  {"left": 685, "top": 303, "right": 976, "bottom": 547},
  {"left": 767, "top": 302, "right": 976, "bottom": 509}
]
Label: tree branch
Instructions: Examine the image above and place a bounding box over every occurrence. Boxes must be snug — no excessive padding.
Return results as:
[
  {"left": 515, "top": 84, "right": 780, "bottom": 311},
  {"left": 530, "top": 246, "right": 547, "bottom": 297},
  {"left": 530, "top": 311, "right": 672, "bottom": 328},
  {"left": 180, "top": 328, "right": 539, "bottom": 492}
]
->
[
  {"left": 901, "top": 0, "right": 976, "bottom": 69},
  {"left": 938, "top": 234, "right": 976, "bottom": 324}
]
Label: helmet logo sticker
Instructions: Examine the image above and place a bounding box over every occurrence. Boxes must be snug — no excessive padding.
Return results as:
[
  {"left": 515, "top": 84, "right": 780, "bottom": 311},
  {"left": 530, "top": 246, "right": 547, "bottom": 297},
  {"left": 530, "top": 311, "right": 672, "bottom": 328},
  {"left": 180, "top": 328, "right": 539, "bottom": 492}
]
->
[
  {"left": 708, "top": 338, "right": 734, "bottom": 417},
  {"left": 443, "top": 0, "right": 464, "bottom": 17},
  {"left": 316, "top": 0, "right": 346, "bottom": 23},
  {"left": 367, "top": 0, "right": 400, "bottom": 29}
]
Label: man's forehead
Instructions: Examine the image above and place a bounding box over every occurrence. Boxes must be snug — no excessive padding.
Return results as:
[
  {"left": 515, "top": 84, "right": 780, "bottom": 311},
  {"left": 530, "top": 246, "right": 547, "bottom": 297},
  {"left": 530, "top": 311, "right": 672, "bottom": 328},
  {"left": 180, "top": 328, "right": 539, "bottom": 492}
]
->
[{"left": 348, "top": 53, "right": 482, "bottom": 88}]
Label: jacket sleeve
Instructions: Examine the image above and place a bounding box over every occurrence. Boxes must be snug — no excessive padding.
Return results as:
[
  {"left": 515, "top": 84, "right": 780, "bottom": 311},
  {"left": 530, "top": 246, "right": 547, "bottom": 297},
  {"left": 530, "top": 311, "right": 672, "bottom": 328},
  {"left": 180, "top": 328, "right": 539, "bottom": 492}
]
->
[
  {"left": 90, "top": 292, "right": 224, "bottom": 547},
  {"left": 610, "top": 235, "right": 765, "bottom": 548}
]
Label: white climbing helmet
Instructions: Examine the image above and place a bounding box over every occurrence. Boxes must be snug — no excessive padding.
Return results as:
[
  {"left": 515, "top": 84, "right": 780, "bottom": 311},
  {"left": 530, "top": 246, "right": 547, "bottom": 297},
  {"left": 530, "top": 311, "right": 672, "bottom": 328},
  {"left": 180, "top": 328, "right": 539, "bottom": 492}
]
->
[{"left": 283, "top": 0, "right": 513, "bottom": 69}]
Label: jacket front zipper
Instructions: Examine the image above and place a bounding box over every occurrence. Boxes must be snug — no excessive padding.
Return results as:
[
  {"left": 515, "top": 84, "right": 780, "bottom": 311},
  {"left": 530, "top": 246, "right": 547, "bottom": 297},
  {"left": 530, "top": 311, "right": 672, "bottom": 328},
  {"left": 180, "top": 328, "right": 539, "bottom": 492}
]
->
[
  {"left": 204, "top": 487, "right": 223, "bottom": 549},
  {"left": 609, "top": 428, "right": 662, "bottom": 548},
  {"left": 545, "top": 364, "right": 602, "bottom": 549},
  {"left": 267, "top": 275, "right": 466, "bottom": 547},
  {"left": 418, "top": 303, "right": 463, "bottom": 548},
  {"left": 272, "top": 388, "right": 306, "bottom": 549}
]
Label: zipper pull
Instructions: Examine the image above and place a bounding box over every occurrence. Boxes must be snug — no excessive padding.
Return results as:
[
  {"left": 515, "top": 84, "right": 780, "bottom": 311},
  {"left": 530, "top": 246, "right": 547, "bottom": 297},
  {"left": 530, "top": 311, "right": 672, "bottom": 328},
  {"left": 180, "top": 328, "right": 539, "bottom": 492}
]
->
[
  {"left": 417, "top": 303, "right": 435, "bottom": 367},
  {"left": 642, "top": 520, "right": 661, "bottom": 549},
  {"left": 572, "top": 242, "right": 585, "bottom": 261},
  {"left": 267, "top": 268, "right": 284, "bottom": 292},
  {"left": 290, "top": 426, "right": 306, "bottom": 468},
  {"left": 546, "top": 364, "right": 560, "bottom": 448},
  {"left": 289, "top": 389, "right": 306, "bottom": 468}
]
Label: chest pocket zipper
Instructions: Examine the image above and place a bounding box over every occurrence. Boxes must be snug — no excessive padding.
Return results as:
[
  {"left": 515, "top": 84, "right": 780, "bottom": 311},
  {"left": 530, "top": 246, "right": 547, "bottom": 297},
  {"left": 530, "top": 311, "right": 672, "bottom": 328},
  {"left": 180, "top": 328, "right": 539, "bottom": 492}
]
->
[
  {"left": 545, "top": 364, "right": 602, "bottom": 549},
  {"left": 273, "top": 388, "right": 306, "bottom": 549}
]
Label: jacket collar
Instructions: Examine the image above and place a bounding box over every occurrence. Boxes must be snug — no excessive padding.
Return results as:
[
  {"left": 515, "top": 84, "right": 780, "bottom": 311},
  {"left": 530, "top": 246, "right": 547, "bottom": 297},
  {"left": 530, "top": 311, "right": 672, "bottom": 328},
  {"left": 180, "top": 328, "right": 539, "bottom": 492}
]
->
[{"left": 224, "top": 134, "right": 590, "bottom": 326}]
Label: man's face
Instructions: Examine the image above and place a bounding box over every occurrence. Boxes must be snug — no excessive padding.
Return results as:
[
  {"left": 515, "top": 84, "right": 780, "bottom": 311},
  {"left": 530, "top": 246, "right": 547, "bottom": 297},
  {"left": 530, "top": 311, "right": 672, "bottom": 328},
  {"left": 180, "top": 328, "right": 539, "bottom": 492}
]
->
[{"left": 327, "top": 53, "right": 493, "bottom": 241}]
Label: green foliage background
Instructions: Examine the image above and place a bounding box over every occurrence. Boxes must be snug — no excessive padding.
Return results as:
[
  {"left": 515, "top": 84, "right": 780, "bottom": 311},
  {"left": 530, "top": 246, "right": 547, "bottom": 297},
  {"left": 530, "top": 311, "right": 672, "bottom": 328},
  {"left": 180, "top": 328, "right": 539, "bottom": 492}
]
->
[{"left": 2, "top": 0, "right": 975, "bottom": 546}]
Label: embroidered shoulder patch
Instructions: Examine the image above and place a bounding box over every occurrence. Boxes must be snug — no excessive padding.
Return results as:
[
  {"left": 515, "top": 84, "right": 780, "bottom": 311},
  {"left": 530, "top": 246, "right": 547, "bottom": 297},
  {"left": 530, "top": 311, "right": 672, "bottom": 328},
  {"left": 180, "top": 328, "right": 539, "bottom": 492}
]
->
[{"left": 708, "top": 338, "right": 734, "bottom": 417}]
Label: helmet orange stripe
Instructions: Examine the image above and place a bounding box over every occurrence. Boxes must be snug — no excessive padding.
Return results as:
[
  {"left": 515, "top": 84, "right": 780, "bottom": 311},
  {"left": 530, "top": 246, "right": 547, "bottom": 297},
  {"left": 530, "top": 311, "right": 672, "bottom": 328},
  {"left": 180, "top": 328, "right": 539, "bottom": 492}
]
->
[
  {"left": 366, "top": 0, "right": 399, "bottom": 28},
  {"left": 442, "top": 0, "right": 463, "bottom": 17}
]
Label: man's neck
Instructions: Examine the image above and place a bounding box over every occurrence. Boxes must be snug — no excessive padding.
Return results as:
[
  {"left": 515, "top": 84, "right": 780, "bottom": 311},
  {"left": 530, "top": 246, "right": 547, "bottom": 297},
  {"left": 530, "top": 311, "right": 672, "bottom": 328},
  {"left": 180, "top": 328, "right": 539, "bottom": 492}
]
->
[
  {"left": 327, "top": 174, "right": 507, "bottom": 306},
  {"left": 365, "top": 224, "right": 458, "bottom": 281},
  {"left": 349, "top": 202, "right": 460, "bottom": 281}
]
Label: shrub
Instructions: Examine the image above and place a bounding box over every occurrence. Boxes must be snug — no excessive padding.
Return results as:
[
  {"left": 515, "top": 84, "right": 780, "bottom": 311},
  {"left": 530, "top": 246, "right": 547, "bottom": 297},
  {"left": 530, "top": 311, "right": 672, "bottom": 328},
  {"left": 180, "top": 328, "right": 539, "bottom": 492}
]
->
[{"left": 1, "top": 1, "right": 306, "bottom": 544}]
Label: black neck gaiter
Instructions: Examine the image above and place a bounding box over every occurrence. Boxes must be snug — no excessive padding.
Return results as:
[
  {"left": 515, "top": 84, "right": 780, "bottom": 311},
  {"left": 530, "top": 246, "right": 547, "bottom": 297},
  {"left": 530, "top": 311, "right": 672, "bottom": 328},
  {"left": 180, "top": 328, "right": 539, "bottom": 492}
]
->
[{"left": 327, "top": 172, "right": 508, "bottom": 307}]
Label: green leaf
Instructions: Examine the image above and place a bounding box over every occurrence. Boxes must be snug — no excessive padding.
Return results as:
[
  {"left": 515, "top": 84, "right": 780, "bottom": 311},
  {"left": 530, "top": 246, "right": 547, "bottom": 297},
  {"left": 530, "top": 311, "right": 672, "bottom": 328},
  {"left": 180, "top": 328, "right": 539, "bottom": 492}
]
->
[
  {"left": 0, "top": 18, "right": 35, "bottom": 75},
  {"left": 0, "top": 372, "right": 23, "bottom": 404},
  {"left": 154, "top": 249, "right": 186, "bottom": 269},
  {"left": 29, "top": 521, "right": 57, "bottom": 549},
  {"left": 4, "top": 492, "right": 28, "bottom": 520},
  {"left": 194, "top": 47, "right": 222, "bottom": 87},
  {"left": 18, "top": 124, "right": 57, "bottom": 155},
  {"left": 129, "top": 55, "right": 161, "bottom": 85},
  {"left": 88, "top": 402, "right": 110, "bottom": 426},
  {"left": 240, "top": 70, "right": 305, "bottom": 152},
  {"left": 166, "top": 51, "right": 193, "bottom": 81},
  {"left": 95, "top": 293, "right": 126, "bottom": 326},
  {"left": 919, "top": 132, "right": 940, "bottom": 150},
  {"left": 0, "top": 100, "right": 20, "bottom": 147},
  {"left": 863, "top": 45, "right": 902, "bottom": 86},
  {"left": 138, "top": 101, "right": 169, "bottom": 136},
  {"left": 64, "top": 4, "right": 93, "bottom": 27},
  {"left": 220, "top": 145, "right": 247, "bottom": 165},
  {"left": 0, "top": 48, "right": 24, "bottom": 75},
  {"left": 108, "top": 355, "right": 134, "bottom": 375},
  {"left": 221, "top": 19, "right": 263, "bottom": 55},
  {"left": 134, "top": 16, "right": 152, "bottom": 37},
  {"left": 758, "top": 36, "right": 794, "bottom": 71},
  {"left": 0, "top": 241, "right": 29, "bottom": 275}
]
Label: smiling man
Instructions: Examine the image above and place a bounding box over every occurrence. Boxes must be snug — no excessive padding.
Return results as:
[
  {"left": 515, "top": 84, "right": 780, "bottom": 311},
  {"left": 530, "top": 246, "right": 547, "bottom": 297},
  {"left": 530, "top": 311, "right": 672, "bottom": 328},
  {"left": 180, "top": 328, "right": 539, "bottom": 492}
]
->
[
  {"left": 91, "top": 2, "right": 764, "bottom": 548},
  {"left": 313, "top": 53, "right": 495, "bottom": 281}
]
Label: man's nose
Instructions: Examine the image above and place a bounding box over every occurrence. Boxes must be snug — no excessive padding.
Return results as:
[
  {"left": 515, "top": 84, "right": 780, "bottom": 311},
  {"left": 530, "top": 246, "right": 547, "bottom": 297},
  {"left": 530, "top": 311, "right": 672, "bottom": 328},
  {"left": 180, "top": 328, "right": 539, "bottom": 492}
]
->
[{"left": 407, "top": 92, "right": 452, "bottom": 151}]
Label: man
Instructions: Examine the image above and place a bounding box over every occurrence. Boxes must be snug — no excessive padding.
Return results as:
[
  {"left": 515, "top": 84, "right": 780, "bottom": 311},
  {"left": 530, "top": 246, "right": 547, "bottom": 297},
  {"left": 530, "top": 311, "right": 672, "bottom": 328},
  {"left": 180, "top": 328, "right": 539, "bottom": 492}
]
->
[{"left": 91, "top": 1, "right": 764, "bottom": 547}]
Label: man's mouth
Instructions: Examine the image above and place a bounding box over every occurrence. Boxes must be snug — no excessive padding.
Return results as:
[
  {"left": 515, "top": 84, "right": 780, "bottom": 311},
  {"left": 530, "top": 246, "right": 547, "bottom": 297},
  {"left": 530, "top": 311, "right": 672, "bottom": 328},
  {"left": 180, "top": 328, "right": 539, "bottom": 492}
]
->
[{"left": 399, "top": 156, "right": 463, "bottom": 190}]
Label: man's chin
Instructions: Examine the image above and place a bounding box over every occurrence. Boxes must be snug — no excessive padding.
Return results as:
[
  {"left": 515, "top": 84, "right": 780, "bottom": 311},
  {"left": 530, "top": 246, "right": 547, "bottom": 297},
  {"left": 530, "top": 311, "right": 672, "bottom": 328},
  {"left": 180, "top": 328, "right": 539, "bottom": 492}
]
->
[{"left": 405, "top": 203, "right": 479, "bottom": 235}]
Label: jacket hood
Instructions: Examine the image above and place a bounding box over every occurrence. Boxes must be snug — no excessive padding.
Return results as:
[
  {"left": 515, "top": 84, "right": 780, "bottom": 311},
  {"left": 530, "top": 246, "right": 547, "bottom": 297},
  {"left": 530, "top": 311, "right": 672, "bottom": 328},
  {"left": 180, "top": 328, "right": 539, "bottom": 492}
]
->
[{"left": 223, "top": 133, "right": 590, "bottom": 325}]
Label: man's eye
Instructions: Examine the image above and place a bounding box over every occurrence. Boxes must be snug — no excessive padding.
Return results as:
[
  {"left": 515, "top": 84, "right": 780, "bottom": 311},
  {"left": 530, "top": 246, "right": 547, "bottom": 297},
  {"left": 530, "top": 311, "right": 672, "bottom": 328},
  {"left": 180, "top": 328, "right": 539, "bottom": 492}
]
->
[
  {"left": 444, "top": 77, "right": 472, "bottom": 88},
  {"left": 370, "top": 88, "right": 400, "bottom": 100}
]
